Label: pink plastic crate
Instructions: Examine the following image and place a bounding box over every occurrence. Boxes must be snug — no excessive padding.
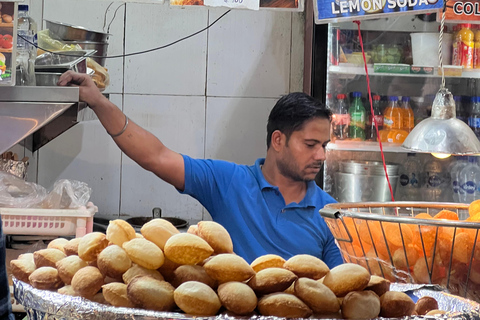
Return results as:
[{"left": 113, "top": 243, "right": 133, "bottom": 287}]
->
[{"left": 1, "top": 202, "right": 97, "bottom": 237}]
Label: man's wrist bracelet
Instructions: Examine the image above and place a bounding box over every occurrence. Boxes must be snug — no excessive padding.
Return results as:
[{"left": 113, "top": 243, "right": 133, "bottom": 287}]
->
[{"left": 109, "top": 116, "right": 129, "bottom": 138}]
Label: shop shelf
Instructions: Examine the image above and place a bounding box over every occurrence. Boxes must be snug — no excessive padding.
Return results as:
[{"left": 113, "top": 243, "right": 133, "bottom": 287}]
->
[
  {"left": 329, "top": 65, "right": 480, "bottom": 79},
  {"left": 327, "top": 141, "right": 409, "bottom": 153}
]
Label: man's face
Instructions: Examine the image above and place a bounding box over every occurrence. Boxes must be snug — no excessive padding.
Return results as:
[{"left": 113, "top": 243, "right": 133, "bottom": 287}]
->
[{"left": 276, "top": 118, "right": 330, "bottom": 182}]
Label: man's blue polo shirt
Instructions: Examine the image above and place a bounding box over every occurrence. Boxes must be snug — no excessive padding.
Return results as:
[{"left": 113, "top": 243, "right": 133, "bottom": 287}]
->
[{"left": 180, "top": 155, "right": 344, "bottom": 269}]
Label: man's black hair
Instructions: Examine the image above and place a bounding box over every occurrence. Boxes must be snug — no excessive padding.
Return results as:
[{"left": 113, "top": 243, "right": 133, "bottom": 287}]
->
[{"left": 266, "top": 92, "right": 331, "bottom": 148}]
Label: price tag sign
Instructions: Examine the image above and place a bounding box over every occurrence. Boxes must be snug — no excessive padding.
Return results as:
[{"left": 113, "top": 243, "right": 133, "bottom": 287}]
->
[{"left": 204, "top": 0, "right": 260, "bottom": 10}]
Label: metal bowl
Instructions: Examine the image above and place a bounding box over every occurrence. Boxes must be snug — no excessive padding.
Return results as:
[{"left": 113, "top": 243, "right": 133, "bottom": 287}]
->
[
  {"left": 45, "top": 20, "right": 110, "bottom": 42},
  {"left": 63, "top": 41, "right": 108, "bottom": 67},
  {"left": 35, "top": 72, "right": 62, "bottom": 86}
]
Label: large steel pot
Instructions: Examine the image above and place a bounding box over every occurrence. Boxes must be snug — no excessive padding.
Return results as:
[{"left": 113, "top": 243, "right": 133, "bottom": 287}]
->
[{"left": 45, "top": 20, "right": 110, "bottom": 43}]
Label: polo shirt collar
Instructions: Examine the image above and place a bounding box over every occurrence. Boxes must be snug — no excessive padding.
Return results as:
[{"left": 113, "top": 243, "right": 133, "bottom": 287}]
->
[{"left": 253, "top": 158, "right": 317, "bottom": 208}]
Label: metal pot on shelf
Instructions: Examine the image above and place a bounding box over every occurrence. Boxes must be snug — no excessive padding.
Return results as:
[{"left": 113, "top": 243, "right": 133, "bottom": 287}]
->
[{"left": 335, "top": 160, "right": 399, "bottom": 203}]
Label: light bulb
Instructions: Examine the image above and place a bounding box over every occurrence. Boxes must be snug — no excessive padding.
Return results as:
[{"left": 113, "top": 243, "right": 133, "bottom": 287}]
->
[{"left": 432, "top": 153, "right": 451, "bottom": 159}]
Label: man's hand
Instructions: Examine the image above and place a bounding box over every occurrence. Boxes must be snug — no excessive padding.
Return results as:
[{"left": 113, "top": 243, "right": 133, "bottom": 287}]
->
[{"left": 57, "top": 71, "right": 106, "bottom": 108}]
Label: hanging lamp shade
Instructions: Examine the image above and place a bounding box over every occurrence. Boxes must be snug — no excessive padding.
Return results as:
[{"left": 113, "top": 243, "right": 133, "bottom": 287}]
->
[{"left": 402, "top": 88, "right": 480, "bottom": 155}]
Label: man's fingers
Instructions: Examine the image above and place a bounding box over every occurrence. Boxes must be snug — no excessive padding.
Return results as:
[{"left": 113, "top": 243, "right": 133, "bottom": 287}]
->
[{"left": 57, "top": 71, "right": 87, "bottom": 87}]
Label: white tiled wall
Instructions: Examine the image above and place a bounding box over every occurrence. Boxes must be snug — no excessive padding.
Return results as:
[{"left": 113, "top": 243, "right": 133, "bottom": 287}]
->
[{"left": 33, "top": 1, "right": 305, "bottom": 219}]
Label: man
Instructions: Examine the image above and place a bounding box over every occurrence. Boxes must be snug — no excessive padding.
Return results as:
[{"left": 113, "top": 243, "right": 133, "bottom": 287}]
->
[{"left": 58, "top": 71, "right": 343, "bottom": 268}]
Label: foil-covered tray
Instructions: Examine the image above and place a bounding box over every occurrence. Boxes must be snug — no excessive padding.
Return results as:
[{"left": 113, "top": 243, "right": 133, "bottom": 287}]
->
[{"left": 13, "top": 279, "right": 480, "bottom": 320}]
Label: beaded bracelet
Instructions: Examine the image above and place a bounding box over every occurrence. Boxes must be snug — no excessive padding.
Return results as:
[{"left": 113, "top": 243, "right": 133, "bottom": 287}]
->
[{"left": 109, "top": 116, "right": 129, "bottom": 138}]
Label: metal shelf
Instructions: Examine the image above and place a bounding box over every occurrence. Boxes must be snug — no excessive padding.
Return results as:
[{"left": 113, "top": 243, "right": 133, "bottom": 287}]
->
[
  {"left": 326, "top": 140, "right": 409, "bottom": 153},
  {"left": 0, "top": 86, "right": 81, "bottom": 155},
  {"left": 329, "top": 64, "right": 480, "bottom": 79}
]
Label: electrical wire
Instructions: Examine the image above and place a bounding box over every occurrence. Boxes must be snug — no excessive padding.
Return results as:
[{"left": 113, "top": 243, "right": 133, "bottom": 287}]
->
[
  {"left": 107, "top": 3, "right": 126, "bottom": 34},
  {"left": 20, "top": 9, "right": 231, "bottom": 60},
  {"left": 102, "top": 2, "right": 115, "bottom": 32}
]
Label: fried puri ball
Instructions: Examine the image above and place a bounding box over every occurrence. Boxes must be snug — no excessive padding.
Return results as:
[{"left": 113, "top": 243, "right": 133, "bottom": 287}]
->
[
  {"left": 123, "top": 263, "right": 164, "bottom": 284},
  {"left": 414, "top": 296, "right": 439, "bottom": 316},
  {"left": 63, "top": 238, "right": 81, "bottom": 256},
  {"left": 33, "top": 248, "right": 66, "bottom": 268},
  {"left": 29, "top": 267, "right": 63, "bottom": 290},
  {"left": 217, "top": 282, "right": 257, "bottom": 315},
  {"left": 247, "top": 267, "right": 297, "bottom": 295},
  {"left": 323, "top": 263, "right": 371, "bottom": 297},
  {"left": 78, "top": 232, "right": 109, "bottom": 262},
  {"left": 97, "top": 245, "right": 132, "bottom": 279},
  {"left": 294, "top": 277, "right": 340, "bottom": 314},
  {"left": 171, "top": 264, "right": 217, "bottom": 288},
  {"left": 283, "top": 254, "right": 329, "bottom": 280},
  {"left": 204, "top": 254, "right": 255, "bottom": 283},
  {"left": 365, "top": 275, "right": 390, "bottom": 297},
  {"left": 379, "top": 291, "right": 415, "bottom": 318},
  {"left": 47, "top": 238, "right": 69, "bottom": 253},
  {"left": 250, "top": 254, "right": 286, "bottom": 272},
  {"left": 10, "top": 254, "right": 36, "bottom": 283},
  {"left": 174, "top": 281, "right": 222, "bottom": 316},
  {"left": 197, "top": 221, "right": 233, "bottom": 254},
  {"left": 141, "top": 218, "right": 179, "bottom": 250},
  {"left": 122, "top": 238, "right": 164, "bottom": 270},
  {"left": 106, "top": 219, "right": 136, "bottom": 247},
  {"left": 257, "top": 293, "right": 312, "bottom": 318},
  {"left": 102, "top": 282, "right": 135, "bottom": 308},
  {"left": 164, "top": 233, "right": 213, "bottom": 265},
  {"left": 56, "top": 255, "right": 88, "bottom": 285},
  {"left": 127, "top": 276, "right": 175, "bottom": 311},
  {"left": 342, "top": 290, "right": 381, "bottom": 319},
  {"left": 58, "top": 285, "right": 78, "bottom": 296},
  {"left": 71, "top": 266, "right": 104, "bottom": 299}
]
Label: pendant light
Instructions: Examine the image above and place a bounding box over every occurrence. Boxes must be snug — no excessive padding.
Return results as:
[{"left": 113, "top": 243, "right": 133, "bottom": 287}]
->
[{"left": 401, "top": 8, "right": 480, "bottom": 157}]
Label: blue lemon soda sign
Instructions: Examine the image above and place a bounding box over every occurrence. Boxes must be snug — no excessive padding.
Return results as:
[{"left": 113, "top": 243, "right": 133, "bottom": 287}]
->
[{"left": 314, "top": 0, "right": 444, "bottom": 23}]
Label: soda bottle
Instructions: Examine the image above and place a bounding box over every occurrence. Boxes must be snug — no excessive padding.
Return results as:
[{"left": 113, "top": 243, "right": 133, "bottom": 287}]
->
[
  {"left": 474, "top": 25, "right": 480, "bottom": 69},
  {"left": 16, "top": 5, "right": 37, "bottom": 86},
  {"left": 458, "top": 156, "right": 480, "bottom": 203},
  {"left": 326, "top": 93, "right": 334, "bottom": 110},
  {"left": 468, "top": 96, "right": 480, "bottom": 139},
  {"left": 398, "top": 153, "right": 421, "bottom": 201},
  {"left": 457, "top": 24, "right": 475, "bottom": 69},
  {"left": 454, "top": 96, "right": 467, "bottom": 124},
  {"left": 383, "top": 96, "right": 403, "bottom": 130},
  {"left": 452, "top": 25, "right": 461, "bottom": 66},
  {"left": 422, "top": 158, "right": 448, "bottom": 202},
  {"left": 450, "top": 156, "right": 469, "bottom": 202},
  {"left": 366, "top": 95, "right": 383, "bottom": 141},
  {"left": 331, "top": 94, "right": 349, "bottom": 141},
  {"left": 348, "top": 92, "right": 366, "bottom": 141},
  {"left": 401, "top": 96, "right": 414, "bottom": 132}
]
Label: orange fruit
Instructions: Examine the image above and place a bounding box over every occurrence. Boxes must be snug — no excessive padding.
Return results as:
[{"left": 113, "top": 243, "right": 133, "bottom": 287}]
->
[
  {"left": 452, "top": 232, "right": 475, "bottom": 264},
  {"left": 469, "top": 199, "right": 480, "bottom": 217},
  {"left": 383, "top": 222, "right": 413, "bottom": 247}
]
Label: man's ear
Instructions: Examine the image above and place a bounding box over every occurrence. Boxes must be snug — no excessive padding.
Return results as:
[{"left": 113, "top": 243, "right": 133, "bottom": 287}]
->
[{"left": 270, "top": 130, "right": 285, "bottom": 151}]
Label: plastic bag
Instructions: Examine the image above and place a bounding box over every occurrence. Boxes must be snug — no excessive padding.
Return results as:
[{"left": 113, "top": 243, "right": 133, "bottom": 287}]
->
[
  {"left": 40, "top": 179, "right": 92, "bottom": 209},
  {"left": 0, "top": 172, "right": 46, "bottom": 208},
  {"left": 37, "top": 29, "right": 82, "bottom": 53}
]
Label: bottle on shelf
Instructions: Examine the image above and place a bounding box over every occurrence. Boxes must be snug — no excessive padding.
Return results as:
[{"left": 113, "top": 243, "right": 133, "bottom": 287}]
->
[
  {"left": 397, "top": 153, "right": 421, "bottom": 201},
  {"left": 452, "top": 25, "right": 460, "bottom": 66},
  {"left": 474, "top": 25, "right": 480, "bottom": 69},
  {"left": 16, "top": 4, "right": 37, "bottom": 86},
  {"left": 458, "top": 156, "right": 480, "bottom": 203},
  {"left": 454, "top": 96, "right": 467, "bottom": 124},
  {"left": 348, "top": 92, "right": 366, "bottom": 141},
  {"left": 365, "top": 94, "right": 383, "bottom": 142},
  {"left": 331, "top": 93, "right": 349, "bottom": 141},
  {"left": 381, "top": 96, "right": 407, "bottom": 143},
  {"left": 450, "top": 156, "right": 469, "bottom": 202},
  {"left": 422, "top": 158, "right": 448, "bottom": 202},
  {"left": 326, "top": 93, "right": 334, "bottom": 110},
  {"left": 468, "top": 96, "right": 480, "bottom": 139},
  {"left": 401, "top": 96, "right": 414, "bottom": 133},
  {"left": 457, "top": 24, "right": 474, "bottom": 69}
]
